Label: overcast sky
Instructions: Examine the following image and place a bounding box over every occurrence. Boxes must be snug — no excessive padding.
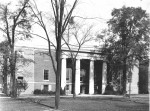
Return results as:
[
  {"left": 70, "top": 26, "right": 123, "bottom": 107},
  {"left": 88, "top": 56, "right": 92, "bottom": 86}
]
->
[{"left": 0, "top": 0, "right": 150, "bottom": 48}]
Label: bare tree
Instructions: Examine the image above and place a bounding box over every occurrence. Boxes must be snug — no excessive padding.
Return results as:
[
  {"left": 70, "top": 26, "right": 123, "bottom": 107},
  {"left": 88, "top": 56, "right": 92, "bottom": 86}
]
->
[
  {"left": 0, "top": 0, "right": 32, "bottom": 97},
  {"left": 62, "top": 22, "right": 93, "bottom": 98},
  {"left": 29, "top": 0, "right": 78, "bottom": 109}
]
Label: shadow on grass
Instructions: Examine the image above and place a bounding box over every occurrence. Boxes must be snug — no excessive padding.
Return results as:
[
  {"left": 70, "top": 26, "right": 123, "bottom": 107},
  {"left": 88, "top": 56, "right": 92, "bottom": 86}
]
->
[
  {"left": 116, "top": 104, "right": 149, "bottom": 111},
  {"left": 38, "top": 102, "right": 55, "bottom": 109},
  {"left": 16, "top": 96, "right": 148, "bottom": 111},
  {"left": 60, "top": 96, "right": 149, "bottom": 104},
  {"left": 17, "top": 98, "right": 55, "bottom": 109}
]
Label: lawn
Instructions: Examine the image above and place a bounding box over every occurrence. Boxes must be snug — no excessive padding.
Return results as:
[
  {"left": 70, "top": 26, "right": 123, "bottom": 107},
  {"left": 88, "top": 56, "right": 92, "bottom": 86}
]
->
[{"left": 31, "top": 95, "right": 149, "bottom": 111}]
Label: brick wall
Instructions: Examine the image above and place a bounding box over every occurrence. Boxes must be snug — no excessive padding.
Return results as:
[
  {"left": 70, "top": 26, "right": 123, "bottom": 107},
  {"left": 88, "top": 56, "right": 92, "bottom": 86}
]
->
[{"left": 34, "top": 49, "right": 56, "bottom": 92}]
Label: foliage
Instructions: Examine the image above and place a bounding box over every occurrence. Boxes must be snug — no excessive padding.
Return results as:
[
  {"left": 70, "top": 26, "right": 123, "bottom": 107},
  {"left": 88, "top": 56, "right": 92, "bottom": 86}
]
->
[
  {"left": 98, "top": 6, "right": 150, "bottom": 93},
  {"left": 33, "top": 89, "right": 41, "bottom": 94},
  {"left": 108, "top": 6, "right": 150, "bottom": 60},
  {"left": 0, "top": 40, "right": 9, "bottom": 54},
  {"left": 103, "top": 83, "right": 116, "bottom": 95},
  {"left": 0, "top": 40, "right": 10, "bottom": 65},
  {"left": 60, "top": 88, "right": 66, "bottom": 95},
  {"left": 0, "top": 0, "right": 32, "bottom": 41},
  {"left": 33, "top": 89, "right": 55, "bottom": 95},
  {"left": 16, "top": 79, "right": 28, "bottom": 96},
  {"left": 0, "top": 0, "right": 33, "bottom": 97}
]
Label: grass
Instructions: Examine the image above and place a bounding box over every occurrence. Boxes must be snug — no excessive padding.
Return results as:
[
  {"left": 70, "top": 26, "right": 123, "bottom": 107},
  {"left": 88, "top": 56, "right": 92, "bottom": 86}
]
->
[{"left": 26, "top": 95, "right": 149, "bottom": 111}]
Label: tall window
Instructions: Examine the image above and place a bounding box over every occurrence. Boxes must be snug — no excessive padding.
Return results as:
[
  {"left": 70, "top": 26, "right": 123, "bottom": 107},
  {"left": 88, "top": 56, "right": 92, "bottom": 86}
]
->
[
  {"left": 80, "top": 69, "right": 86, "bottom": 82},
  {"left": 66, "top": 68, "right": 72, "bottom": 81},
  {"left": 44, "top": 70, "right": 49, "bottom": 80}
]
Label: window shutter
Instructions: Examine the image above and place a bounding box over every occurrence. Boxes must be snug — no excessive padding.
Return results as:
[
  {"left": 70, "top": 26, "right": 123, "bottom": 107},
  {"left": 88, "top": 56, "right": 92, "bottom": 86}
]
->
[
  {"left": 41, "top": 85, "right": 43, "bottom": 90},
  {"left": 48, "top": 85, "right": 51, "bottom": 91}
]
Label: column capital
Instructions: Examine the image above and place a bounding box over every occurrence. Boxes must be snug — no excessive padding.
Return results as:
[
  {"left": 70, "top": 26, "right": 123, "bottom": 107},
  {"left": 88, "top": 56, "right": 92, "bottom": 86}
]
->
[
  {"left": 90, "top": 58, "right": 94, "bottom": 61},
  {"left": 76, "top": 57, "right": 81, "bottom": 60},
  {"left": 61, "top": 55, "right": 67, "bottom": 59},
  {"left": 103, "top": 60, "right": 107, "bottom": 63}
]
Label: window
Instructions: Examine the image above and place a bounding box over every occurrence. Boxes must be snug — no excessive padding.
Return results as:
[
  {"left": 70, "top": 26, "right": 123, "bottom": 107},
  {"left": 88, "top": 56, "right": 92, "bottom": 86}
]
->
[
  {"left": 80, "top": 69, "right": 86, "bottom": 82},
  {"left": 18, "top": 50, "right": 24, "bottom": 57},
  {"left": 44, "top": 70, "right": 49, "bottom": 80},
  {"left": 66, "top": 68, "right": 72, "bottom": 81},
  {"left": 43, "top": 85, "right": 48, "bottom": 91},
  {"left": 18, "top": 76, "right": 23, "bottom": 80},
  {"left": 66, "top": 85, "right": 69, "bottom": 90},
  {"left": 17, "top": 76, "right": 23, "bottom": 82},
  {"left": 66, "top": 71, "right": 69, "bottom": 80}
]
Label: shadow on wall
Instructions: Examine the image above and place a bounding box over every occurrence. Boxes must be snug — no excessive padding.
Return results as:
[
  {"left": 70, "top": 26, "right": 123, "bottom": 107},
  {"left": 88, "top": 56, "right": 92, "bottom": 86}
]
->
[{"left": 139, "top": 61, "right": 149, "bottom": 94}]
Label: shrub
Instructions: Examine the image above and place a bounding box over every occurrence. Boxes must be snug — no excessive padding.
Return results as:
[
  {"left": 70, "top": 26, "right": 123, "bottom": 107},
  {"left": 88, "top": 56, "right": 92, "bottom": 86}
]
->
[
  {"left": 41, "top": 90, "right": 49, "bottom": 94},
  {"left": 33, "top": 89, "right": 42, "bottom": 94},
  {"left": 103, "top": 83, "right": 115, "bottom": 95},
  {"left": 33, "top": 89, "right": 55, "bottom": 95},
  {"left": 60, "top": 88, "right": 66, "bottom": 95},
  {"left": 17, "top": 80, "right": 28, "bottom": 96},
  {"left": 48, "top": 91, "right": 55, "bottom": 95}
]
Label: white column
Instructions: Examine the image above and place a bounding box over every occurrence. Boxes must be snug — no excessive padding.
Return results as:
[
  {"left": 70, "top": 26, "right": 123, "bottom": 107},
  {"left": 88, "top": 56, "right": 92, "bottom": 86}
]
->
[
  {"left": 61, "top": 57, "right": 66, "bottom": 91},
  {"left": 126, "top": 60, "right": 139, "bottom": 94},
  {"left": 75, "top": 59, "right": 80, "bottom": 95},
  {"left": 48, "top": 85, "right": 52, "bottom": 91},
  {"left": 102, "top": 61, "right": 107, "bottom": 94},
  {"left": 89, "top": 59, "right": 94, "bottom": 94}
]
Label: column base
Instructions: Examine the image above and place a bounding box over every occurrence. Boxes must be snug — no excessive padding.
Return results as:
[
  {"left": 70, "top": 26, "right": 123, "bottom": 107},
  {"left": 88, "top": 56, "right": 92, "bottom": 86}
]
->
[{"left": 126, "top": 83, "right": 138, "bottom": 94}]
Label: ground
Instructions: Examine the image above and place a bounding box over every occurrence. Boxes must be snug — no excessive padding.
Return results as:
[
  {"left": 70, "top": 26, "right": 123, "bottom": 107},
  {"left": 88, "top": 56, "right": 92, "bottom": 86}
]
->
[{"left": 0, "top": 93, "right": 149, "bottom": 111}]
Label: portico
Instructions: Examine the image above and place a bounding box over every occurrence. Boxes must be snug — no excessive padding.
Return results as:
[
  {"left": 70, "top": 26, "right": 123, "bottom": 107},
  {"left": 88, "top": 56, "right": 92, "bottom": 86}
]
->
[{"left": 61, "top": 54, "right": 107, "bottom": 95}]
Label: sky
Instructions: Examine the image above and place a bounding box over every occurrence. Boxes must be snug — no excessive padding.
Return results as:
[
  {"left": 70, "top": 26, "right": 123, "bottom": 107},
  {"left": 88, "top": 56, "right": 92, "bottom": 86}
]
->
[{"left": 0, "top": 0, "right": 150, "bottom": 48}]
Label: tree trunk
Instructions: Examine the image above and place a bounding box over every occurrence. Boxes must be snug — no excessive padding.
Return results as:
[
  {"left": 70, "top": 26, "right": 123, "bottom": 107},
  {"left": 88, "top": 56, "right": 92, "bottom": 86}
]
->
[
  {"left": 122, "top": 59, "right": 127, "bottom": 94},
  {"left": 55, "top": 36, "right": 61, "bottom": 109},
  {"left": 3, "top": 56, "right": 8, "bottom": 95},
  {"left": 55, "top": 54, "right": 61, "bottom": 109},
  {"left": 72, "top": 60, "right": 76, "bottom": 99},
  {"left": 10, "top": 50, "right": 17, "bottom": 98}
]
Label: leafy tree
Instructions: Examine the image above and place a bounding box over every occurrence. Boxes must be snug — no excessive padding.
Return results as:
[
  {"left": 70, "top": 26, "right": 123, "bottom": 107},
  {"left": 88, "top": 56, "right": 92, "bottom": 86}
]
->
[
  {"left": 98, "top": 6, "right": 150, "bottom": 94},
  {"left": 0, "top": 41, "right": 10, "bottom": 95},
  {"left": 0, "top": 0, "right": 32, "bottom": 97},
  {"left": 16, "top": 79, "right": 28, "bottom": 96}
]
